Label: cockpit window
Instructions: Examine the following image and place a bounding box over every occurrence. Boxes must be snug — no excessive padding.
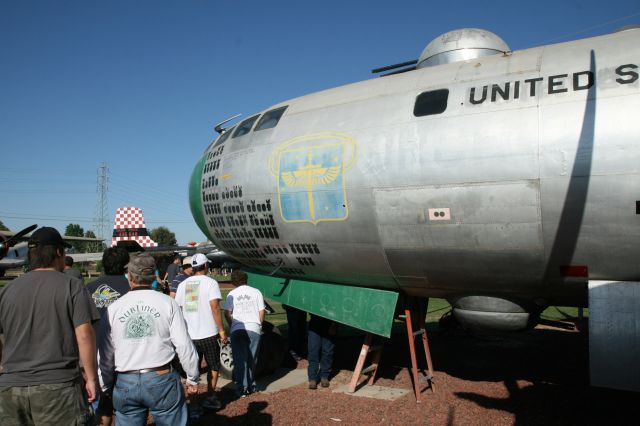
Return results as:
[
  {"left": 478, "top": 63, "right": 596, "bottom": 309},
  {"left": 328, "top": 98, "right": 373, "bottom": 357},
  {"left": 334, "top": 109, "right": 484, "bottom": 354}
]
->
[
  {"left": 413, "top": 89, "right": 449, "bottom": 116},
  {"left": 255, "top": 106, "right": 288, "bottom": 131},
  {"left": 232, "top": 115, "right": 260, "bottom": 138},
  {"left": 214, "top": 126, "right": 234, "bottom": 145}
]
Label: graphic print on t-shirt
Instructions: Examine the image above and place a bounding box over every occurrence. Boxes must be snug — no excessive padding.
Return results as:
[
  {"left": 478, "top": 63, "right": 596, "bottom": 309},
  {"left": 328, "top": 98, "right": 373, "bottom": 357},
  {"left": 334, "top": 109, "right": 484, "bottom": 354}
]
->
[
  {"left": 125, "top": 313, "right": 155, "bottom": 339},
  {"left": 91, "top": 284, "right": 122, "bottom": 308},
  {"left": 185, "top": 282, "right": 200, "bottom": 312},
  {"left": 236, "top": 294, "right": 254, "bottom": 314}
]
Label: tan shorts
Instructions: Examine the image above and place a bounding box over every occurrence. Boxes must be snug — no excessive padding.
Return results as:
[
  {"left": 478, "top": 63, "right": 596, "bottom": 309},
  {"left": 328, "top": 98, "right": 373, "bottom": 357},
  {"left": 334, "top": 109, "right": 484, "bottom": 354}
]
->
[{"left": 0, "top": 379, "right": 93, "bottom": 426}]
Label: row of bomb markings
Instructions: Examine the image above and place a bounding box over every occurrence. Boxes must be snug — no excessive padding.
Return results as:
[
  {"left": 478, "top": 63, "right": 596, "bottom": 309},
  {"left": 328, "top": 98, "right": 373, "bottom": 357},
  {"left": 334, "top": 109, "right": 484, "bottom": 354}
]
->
[{"left": 199, "top": 160, "right": 321, "bottom": 273}]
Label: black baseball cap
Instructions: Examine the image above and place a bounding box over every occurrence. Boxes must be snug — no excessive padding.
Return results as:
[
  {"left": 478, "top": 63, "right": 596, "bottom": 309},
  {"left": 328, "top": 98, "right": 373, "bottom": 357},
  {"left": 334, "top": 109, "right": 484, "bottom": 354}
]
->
[{"left": 27, "top": 227, "right": 72, "bottom": 249}]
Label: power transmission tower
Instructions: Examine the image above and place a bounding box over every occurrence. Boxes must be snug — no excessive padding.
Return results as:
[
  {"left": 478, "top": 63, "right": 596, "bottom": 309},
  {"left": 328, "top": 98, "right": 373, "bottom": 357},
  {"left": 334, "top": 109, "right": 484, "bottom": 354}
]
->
[{"left": 93, "top": 162, "right": 109, "bottom": 251}]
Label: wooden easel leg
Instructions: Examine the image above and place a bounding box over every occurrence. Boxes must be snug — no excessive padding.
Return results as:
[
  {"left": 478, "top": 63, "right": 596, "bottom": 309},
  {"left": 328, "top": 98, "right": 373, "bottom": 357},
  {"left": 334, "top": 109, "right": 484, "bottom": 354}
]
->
[
  {"left": 405, "top": 309, "right": 422, "bottom": 403},
  {"left": 367, "top": 343, "right": 383, "bottom": 386},
  {"left": 348, "top": 333, "right": 372, "bottom": 393},
  {"left": 420, "top": 301, "right": 435, "bottom": 392}
]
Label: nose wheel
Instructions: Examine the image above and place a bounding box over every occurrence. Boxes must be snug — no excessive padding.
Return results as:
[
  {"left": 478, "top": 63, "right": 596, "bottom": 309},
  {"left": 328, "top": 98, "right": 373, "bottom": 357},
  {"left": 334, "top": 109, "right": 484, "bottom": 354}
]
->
[{"left": 218, "top": 340, "right": 234, "bottom": 379}]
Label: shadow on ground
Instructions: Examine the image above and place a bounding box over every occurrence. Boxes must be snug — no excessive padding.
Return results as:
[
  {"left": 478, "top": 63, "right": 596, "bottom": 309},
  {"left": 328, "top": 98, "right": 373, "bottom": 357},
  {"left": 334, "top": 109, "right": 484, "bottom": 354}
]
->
[
  {"left": 187, "top": 400, "right": 273, "bottom": 426},
  {"left": 330, "top": 321, "right": 639, "bottom": 425}
]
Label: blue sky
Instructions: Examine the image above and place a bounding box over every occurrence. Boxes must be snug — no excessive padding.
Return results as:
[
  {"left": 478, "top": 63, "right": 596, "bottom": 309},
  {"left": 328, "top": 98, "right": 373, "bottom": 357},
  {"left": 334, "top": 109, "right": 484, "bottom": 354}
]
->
[{"left": 1, "top": 0, "right": 639, "bottom": 244}]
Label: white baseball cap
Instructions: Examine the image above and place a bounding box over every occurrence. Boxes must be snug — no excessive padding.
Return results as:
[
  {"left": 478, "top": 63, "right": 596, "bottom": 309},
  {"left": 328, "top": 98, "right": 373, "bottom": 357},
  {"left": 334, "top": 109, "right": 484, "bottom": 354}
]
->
[{"left": 191, "top": 253, "right": 209, "bottom": 268}]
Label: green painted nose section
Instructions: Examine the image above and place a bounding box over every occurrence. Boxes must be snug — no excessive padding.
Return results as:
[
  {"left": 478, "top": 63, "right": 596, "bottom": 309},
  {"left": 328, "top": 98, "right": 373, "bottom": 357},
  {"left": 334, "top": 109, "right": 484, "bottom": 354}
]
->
[{"left": 189, "top": 154, "right": 210, "bottom": 240}]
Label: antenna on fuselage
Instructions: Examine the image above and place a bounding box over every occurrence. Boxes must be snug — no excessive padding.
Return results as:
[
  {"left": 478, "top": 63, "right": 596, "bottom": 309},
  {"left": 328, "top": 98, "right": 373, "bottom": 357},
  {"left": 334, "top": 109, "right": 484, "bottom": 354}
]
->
[
  {"left": 371, "top": 59, "right": 418, "bottom": 77},
  {"left": 214, "top": 114, "right": 242, "bottom": 134}
]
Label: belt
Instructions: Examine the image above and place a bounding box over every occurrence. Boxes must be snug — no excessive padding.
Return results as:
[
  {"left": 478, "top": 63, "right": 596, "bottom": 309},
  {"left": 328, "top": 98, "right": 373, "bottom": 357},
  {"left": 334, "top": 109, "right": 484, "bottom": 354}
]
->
[{"left": 119, "top": 363, "right": 171, "bottom": 374}]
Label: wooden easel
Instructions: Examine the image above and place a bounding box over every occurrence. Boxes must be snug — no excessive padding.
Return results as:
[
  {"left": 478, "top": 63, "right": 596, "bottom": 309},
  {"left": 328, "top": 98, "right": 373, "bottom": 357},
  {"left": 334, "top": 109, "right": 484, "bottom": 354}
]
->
[{"left": 348, "top": 298, "right": 435, "bottom": 402}]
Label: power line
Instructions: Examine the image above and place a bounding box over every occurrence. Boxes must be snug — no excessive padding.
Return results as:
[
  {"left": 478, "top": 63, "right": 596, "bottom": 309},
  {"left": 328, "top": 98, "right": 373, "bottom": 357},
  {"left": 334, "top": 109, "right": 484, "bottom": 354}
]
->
[
  {"left": 108, "top": 184, "right": 187, "bottom": 206},
  {"left": 0, "top": 190, "right": 94, "bottom": 194},
  {"left": 109, "top": 174, "right": 188, "bottom": 205},
  {"left": 542, "top": 11, "right": 640, "bottom": 45},
  {"left": 0, "top": 214, "right": 96, "bottom": 223},
  {"left": 111, "top": 180, "right": 188, "bottom": 206},
  {"left": 0, "top": 178, "right": 94, "bottom": 184},
  {"left": 0, "top": 168, "right": 96, "bottom": 175},
  {"left": 109, "top": 189, "right": 190, "bottom": 219},
  {"left": 145, "top": 220, "right": 194, "bottom": 224}
]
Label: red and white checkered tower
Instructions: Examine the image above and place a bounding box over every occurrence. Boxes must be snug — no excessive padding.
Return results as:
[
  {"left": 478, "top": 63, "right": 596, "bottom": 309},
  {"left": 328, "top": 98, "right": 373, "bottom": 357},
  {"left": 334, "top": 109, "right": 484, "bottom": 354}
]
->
[{"left": 111, "top": 207, "right": 158, "bottom": 248}]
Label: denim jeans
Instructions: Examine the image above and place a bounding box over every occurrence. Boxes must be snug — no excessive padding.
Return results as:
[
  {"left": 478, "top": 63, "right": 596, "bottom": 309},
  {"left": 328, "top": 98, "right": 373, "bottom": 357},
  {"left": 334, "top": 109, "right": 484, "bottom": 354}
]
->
[
  {"left": 112, "top": 368, "right": 187, "bottom": 426},
  {"left": 307, "top": 328, "right": 335, "bottom": 381},
  {"left": 230, "top": 329, "right": 261, "bottom": 394},
  {"left": 284, "top": 305, "right": 307, "bottom": 356}
]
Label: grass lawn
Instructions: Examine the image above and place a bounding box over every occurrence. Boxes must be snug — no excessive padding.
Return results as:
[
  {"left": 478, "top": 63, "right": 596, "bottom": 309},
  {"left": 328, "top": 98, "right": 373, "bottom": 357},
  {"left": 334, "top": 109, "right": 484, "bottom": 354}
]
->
[
  {"left": 248, "top": 296, "right": 588, "bottom": 338},
  {"left": 541, "top": 305, "right": 589, "bottom": 320},
  {"left": 213, "top": 275, "right": 231, "bottom": 282}
]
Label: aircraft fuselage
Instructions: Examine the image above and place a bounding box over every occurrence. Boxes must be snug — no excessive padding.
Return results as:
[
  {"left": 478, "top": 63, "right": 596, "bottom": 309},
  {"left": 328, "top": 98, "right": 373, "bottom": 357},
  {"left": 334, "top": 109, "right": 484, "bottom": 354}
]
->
[{"left": 190, "top": 28, "right": 640, "bottom": 309}]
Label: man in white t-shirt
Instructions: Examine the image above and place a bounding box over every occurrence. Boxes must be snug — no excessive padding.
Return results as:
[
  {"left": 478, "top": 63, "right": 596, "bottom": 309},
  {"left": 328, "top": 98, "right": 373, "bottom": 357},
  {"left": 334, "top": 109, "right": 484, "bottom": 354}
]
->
[
  {"left": 98, "top": 253, "right": 199, "bottom": 425},
  {"left": 175, "top": 253, "right": 227, "bottom": 416},
  {"left": 223, "top": 270, "right": 265, "bottom": 397}
]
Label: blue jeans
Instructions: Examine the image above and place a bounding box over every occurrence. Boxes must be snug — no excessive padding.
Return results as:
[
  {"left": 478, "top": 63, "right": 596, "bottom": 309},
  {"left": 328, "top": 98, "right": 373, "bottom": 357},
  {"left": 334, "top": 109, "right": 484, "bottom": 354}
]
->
[
  {"left": 307, "top": 328, "right": 335, "bottom": 381},
  {"left": 113, "top": 368, "right": 187, "bottom": 426},
  {"left": 284, "top": 305, "right": 307, "bottom": 356},
  {"left": 231, "top": 329, "right": 261, "bottom": 394}
]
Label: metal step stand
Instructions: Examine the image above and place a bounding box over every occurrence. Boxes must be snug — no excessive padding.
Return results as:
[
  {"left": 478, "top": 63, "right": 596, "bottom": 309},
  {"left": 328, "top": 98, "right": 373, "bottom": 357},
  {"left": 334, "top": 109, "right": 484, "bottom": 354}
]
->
[
  {"left": 404, "top": 298, "right": 435, "bottom": 402},
  {"left": 348, "top": 333, "right": 385, "bottom": 393}
]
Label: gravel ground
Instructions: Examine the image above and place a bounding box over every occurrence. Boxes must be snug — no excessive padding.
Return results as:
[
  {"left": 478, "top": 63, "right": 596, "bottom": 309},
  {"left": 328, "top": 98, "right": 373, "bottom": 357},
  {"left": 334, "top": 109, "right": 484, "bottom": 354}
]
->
[{"left": 185, "top": 321, "right": 638, "bottom": 425}]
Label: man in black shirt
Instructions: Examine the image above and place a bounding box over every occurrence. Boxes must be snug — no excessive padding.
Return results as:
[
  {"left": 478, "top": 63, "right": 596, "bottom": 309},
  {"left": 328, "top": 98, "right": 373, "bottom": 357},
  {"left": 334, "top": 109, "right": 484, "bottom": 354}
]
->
[
  {"left": 163, "top": 255, "right": 182, "bottom": 287},
  {"left": 0, "top": 227, "right": 100, "bottom": 425},
  {"left": 86, "top": 247, "right": 131, "bottom": 319}
]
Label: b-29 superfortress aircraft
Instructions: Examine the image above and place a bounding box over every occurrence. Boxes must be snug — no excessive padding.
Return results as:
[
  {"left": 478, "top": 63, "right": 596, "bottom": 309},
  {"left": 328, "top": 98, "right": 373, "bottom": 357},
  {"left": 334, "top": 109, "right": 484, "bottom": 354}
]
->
[{"left": 189, "top": 27, "right": 640, "bottom": 392}]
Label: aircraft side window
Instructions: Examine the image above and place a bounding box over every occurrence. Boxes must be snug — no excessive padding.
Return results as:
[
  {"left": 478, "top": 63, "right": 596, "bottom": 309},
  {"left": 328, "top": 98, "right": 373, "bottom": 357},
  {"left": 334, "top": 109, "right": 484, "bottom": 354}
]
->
[
  {"left": 413, "top": 89, "right": 449, "bottom": 117},
  {"left": 232, "top": 115, "right": 260, "bottom": 138},
  {"left": 255, "top": 106, "right": 288, "bottom": 131},
  {"left": 215, "top": 126, "right": 234, "bottom": 145}
]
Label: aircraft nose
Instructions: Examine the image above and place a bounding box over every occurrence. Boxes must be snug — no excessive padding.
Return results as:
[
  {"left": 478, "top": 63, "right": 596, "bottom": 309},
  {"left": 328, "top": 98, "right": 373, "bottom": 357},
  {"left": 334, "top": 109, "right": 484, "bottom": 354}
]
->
[{"left": 189, "top": 154, "right": 211, "bottom": 237}]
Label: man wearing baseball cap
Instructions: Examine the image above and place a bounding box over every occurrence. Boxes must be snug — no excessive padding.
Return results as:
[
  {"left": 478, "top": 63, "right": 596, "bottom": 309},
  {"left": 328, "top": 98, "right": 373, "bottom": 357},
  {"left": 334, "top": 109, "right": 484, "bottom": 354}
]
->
[
  {"left": 163, "top": 255, "right": 182, "bottom": 289},
  {"left": 175, "top": 253, "right": 226, "bottom": 417},
  {"left": 98, "top": 253, "right": 199, "bottom": 425},
  {"left": 169, "top": 256, "right": 193, "bottom": 299},
  {"left": 0, "top": 226, "right": 100, "bottom": 425}
]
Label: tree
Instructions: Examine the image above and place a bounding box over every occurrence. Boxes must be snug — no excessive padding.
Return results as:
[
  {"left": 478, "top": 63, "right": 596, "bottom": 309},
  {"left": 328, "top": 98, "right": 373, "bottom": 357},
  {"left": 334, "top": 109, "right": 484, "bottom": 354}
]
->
[
  {"left": 84, "top": 229, "right": 105, "bottom": 253},
  {"left": 65, "top": 223, "right": 85, "bottom": 252},
  {"left": 65, "top": 223, "right": 84, "bottom": 237},
  {"left": 150, "top": 226, "right": 177, "bottom": 246},
  {"left": 0, "top": 220, "right": 8, "bottom": 232}
]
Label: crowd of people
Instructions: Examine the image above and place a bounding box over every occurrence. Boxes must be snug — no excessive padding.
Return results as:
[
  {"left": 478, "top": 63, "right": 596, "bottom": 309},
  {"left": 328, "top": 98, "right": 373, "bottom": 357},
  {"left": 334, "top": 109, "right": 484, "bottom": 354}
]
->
[
  {"left": 0, "top": 229, "right": 260, "bottom": 425},
  {"left": 0, "top": 226, "right": 335, "bottom": 425}
]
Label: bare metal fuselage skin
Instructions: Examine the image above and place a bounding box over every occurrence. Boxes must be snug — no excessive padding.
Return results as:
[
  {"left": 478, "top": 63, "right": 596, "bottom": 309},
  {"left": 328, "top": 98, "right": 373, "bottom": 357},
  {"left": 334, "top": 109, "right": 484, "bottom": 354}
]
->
[{"left": 190, "top": 29, "right": 640, "bottom": 309}]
